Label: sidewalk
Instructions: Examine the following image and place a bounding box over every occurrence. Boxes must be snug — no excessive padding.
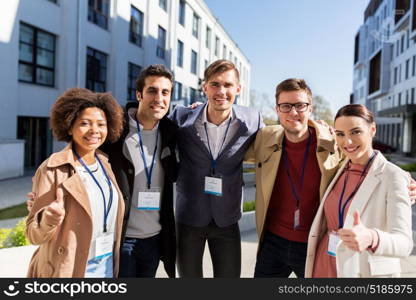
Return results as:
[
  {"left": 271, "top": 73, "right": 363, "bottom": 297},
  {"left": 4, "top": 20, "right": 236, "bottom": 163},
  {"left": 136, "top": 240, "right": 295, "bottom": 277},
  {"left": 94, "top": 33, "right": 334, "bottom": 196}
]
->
[
  {"left": 1, "top": 230, "right": 415, "bottom": 278},
  {"left": 0, "top": 175, "right": 33, "bottom": 210}
]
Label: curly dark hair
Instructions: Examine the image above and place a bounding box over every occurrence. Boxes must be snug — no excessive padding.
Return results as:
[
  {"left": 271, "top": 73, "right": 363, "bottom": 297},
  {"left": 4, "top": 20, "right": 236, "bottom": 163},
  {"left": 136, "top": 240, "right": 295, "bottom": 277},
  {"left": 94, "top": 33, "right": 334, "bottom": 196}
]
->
[{"left": 50, "top": 88, "right": 124, "bottom": 143}]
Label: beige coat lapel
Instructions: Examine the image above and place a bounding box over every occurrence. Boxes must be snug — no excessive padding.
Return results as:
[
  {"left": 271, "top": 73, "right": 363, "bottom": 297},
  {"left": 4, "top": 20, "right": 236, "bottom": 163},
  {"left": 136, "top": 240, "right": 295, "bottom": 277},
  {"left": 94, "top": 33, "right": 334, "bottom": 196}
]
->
[{"left": 260, "top": 127, "right": 284, "bottom": 215}]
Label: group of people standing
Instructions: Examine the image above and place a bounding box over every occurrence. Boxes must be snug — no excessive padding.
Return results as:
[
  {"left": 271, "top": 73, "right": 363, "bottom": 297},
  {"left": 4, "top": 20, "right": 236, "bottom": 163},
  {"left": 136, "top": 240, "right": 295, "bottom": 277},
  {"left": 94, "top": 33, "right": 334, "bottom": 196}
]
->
[{"left": 25, "top": 59, "right": 414, "bottom": 278}]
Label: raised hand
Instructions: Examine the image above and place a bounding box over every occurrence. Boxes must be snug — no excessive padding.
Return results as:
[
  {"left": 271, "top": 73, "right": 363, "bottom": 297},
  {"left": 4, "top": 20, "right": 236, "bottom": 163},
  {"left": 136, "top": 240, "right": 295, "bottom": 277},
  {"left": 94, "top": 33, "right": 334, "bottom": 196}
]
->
[
  {"left": 41, "top": 188, "right": 65, "bottom": 228},
  {"left": 338, "top": 211, "right": 373, "bottom": 252}
]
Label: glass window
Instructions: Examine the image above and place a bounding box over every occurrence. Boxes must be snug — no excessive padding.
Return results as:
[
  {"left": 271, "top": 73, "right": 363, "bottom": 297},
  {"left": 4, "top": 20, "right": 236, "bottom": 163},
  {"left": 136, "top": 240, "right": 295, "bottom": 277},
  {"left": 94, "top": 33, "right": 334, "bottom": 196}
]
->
[
  {"left": 86, "top": 47, "right": 107, "bottom": 92},
  {"left": 191, "top": 50, "right": 197, "bottom": 74},
  {"left": 178, "top": 0, "right": 185, "bottom": 26},
  {"left": 215, "top": 36, "right": 220, "bottom": 56},
  {"left": 18, "top": 22, "right": 55, "bottom": 86},
  {"left": 130, "top": 6, "right": 144, "bottom": 47},
  {"left": 127, "top": 62, "right": 141, "bottom": 101},
  {"left": 159, "top": 0, "right": 167, "bottom": 11},
  {"left": 157, "top": 26, "right": 166, "bottom": 59},
  {"left": 174, "top": 81, "right": 183, "bottom": 100},
  {"left": 205, "top": 26, "right": 211, "bottom": 49},
  {"left": 177, "top": 40, "right": 184, "bottom": 67},
  {"left": 88, "top": 0, "right": 110, "bottom": 30},
  {"left": 192, "top": 12, "right": 199, "bottom": 38}
]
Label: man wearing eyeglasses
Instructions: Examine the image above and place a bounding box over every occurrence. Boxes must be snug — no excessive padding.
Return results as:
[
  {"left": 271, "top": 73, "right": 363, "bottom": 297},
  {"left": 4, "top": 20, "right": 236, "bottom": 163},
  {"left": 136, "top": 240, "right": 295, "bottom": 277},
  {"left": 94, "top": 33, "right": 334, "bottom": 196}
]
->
[{"left": 247, "top": 78, "right": 341, "bottom": 278}]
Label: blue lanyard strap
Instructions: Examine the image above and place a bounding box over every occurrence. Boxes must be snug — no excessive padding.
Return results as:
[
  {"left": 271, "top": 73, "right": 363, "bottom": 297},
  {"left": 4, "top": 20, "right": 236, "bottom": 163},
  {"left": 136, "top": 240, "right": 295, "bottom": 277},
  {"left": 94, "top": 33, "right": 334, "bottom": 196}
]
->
[
  {"left": 74, "top": 150, "right": 113, "bottom": 233},
  {"left": 337, "top": 152, "right": 376, "bottom": 228},
  {"left": 135, "top": 119, "right": 159, "bottom": 189},
  {"left": 282, "top": 127, "right": 312, "bottom": 208},
  {"left": 204, "top": 117, "right": 232, "bottom": 175}
]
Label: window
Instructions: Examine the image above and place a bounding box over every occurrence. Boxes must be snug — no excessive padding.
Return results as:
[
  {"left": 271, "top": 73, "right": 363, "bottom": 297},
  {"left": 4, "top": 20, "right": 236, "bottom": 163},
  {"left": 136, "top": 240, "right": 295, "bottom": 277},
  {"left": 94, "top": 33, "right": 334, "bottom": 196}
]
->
[
  {"left": 413, "top": 55, "right": 416, "bottom": 77},
  {"left": 395, "top": 0, "right": 411, "bottom": 24},
  {"left": 394, "top": 66, "right": 398, "bottom": 85},
  {"left": 174, "top": 81, "right": 182, "bottom": 100},
  {"left": 192, "top": 12, "right": 200, "bottom": 38},
  {"left": 223, "top": 45, "right": 227, "bottom": 59},
  {"left": 406, "top": 59, "right": 410, "bottom": 80},
  {"left": 407, "top": 29, "right": 410, "bottom": 49},
  {"left": 159, "top": 0, "right": 167, "bottom": 11},
  {"left": 190, "top": 87, "right": 197, "bottom": 104},
  {"left": 178, "top": 0, "right": 185, "bottom": 26},
  {"left": 204, "top": 59, "right": 209, "bottom": 70},
  {"left": 88, "top": 0, "right": 109, "bottom": 30},
  {"left": 205, "top": 26, "right": 211, "bottom": 49},
  {"left": 191, "top": 50, "right": 197, "bottom": 74},
  {"left": 177, "top": 40, "right": 184, "bottom": 67},
  {"left": 229, "top": 51, "right": 233, "bottom": 61},
  {"left": 215, "top": 36, "right": 220, "bottom": 56},
  {"left": 368, "top": 51, "right": 381, "bottom": 94},
  {"left": 396, "top": 39, "right": 399, "bottom": 57},
  {"left": 399, "top": 64, "right": 402, "bottom": 82},
  {"left": 86, "top": 47, "right": 107, "bottom": 92},
  {"left": 354, "top": 32, "right": 360, "bottom": 64},
  {"left": 130, "top": 6, "right": 144, "bottom": 47},
  {"left": 406, "top": 89, "right": 409, "bottom": 104},
  {"left": 398, "top": 92, "right": 402, "bottom": 106},
  {"left": 127, "top": 63, "right": 141, "bottom": 101},
  {"left": 412, "top": 88, "right": 415, "bottom": 104},
  {"left": 157, "top": 26, "right": 166, "bottom": 59},
  {"left": 18, "top": 22, "right": 56, "bottom": 86},
  {"left": 401, "top": 34, "right": 405, "bottom": 53}
]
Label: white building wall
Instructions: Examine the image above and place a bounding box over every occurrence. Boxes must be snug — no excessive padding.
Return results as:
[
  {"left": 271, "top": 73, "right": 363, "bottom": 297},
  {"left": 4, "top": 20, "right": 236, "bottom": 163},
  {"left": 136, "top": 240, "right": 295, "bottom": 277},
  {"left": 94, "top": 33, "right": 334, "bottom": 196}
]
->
[{"left": 0, "top": 0, "right": 250, "bottom": 179}]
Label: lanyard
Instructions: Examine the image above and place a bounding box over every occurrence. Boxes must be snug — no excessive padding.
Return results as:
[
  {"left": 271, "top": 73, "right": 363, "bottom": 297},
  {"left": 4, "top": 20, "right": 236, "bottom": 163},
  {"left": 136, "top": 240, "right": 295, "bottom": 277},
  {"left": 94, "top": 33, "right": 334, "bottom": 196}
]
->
[
  {"left": 282, "top": 127, "right": 312, "bottom": 208},
  {"left": 204, "top": 117, "right": 232, "bottom": 175},
  {"left": 74, "top": 150, "right": 113, "bottom": 233},
  {"left": 337, "top": 152, "right": 376, "bottom": 228},
  {"left": 135, "top": 119, "right": 159, "bottom": 189}
]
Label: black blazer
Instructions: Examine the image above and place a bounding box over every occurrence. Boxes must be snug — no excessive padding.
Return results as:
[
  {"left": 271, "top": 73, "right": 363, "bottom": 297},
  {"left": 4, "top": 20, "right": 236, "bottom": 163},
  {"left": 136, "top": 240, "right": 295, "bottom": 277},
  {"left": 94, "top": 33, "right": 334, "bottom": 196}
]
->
[{"left": 101, "top": 101, "right": 178, "bottom": 278}]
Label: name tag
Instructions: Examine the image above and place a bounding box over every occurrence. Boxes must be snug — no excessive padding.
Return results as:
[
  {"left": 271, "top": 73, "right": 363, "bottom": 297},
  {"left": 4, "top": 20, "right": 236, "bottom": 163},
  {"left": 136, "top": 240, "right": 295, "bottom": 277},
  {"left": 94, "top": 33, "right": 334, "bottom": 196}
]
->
[
  {"left": 137, "top": 188, "right": 161, "bottom": 210},
  {"left": 204, "top": 176, "right": 222, "bottom": 196},
  {"left": 294, "top": 209, "right": 300, "bottom": 230},
  {"left": 95, "top": 234, "right": 114, "bottom": 259},
  {"left": 327, "top": 232, "right": 340, "bottom": 257}
]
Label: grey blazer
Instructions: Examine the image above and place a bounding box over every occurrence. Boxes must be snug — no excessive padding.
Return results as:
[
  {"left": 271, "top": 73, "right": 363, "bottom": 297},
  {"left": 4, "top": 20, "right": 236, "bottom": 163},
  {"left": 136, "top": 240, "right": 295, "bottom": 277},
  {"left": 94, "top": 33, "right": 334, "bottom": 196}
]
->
[{"left": 169, "top": 103, "right": 263, "bottom": 227}]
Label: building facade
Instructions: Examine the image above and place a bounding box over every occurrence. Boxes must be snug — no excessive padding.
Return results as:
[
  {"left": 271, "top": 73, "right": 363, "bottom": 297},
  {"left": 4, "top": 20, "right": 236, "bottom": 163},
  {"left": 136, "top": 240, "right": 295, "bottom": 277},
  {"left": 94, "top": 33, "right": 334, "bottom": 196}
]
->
[
  {"left": 352, "top": 0, "right": 416, "bottom": 155},
  {"left": 0, "top": 0, "right": 251, "bottom": 180}
]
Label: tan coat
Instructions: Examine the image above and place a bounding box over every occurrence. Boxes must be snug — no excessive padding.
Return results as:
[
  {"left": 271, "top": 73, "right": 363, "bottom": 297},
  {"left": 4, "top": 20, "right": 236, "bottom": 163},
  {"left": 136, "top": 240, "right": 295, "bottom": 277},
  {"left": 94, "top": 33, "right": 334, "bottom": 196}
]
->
[
  {"left": 305, "top": 153, "right": 413, "bottom": 277},
  {"left": 245, "top": 120, "right": 342, "bottom": 247},
  {"left": 26, "top": 144, "right": 125, "bottom": 278}
]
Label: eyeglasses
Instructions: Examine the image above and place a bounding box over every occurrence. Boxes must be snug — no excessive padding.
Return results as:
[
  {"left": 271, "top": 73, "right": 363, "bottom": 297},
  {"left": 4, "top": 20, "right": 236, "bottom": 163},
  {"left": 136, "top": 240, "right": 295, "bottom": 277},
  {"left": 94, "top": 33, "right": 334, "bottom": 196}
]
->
[{"left": 276, "top": 102, "right": 310, "bottom": 113}]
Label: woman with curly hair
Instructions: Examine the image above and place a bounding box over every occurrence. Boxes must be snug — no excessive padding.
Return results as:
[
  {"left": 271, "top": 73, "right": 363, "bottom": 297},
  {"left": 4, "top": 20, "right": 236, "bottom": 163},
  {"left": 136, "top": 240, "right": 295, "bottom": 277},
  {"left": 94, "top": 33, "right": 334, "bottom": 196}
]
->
[{"left": 26, "top": 88, "right": 125, "bottom": 278}]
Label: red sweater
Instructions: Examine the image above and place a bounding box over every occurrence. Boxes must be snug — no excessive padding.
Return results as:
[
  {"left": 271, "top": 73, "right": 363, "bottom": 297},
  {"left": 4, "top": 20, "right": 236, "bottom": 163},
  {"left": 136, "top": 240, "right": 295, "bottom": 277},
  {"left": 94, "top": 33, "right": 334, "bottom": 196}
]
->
[{"left": 265, "top": 128, "right": 322, "bottom": 243}]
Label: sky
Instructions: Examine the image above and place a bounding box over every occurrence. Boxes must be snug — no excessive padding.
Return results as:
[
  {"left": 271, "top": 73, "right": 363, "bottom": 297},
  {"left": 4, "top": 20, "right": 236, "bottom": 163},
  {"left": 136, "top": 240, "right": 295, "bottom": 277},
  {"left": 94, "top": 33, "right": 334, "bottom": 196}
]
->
[{"left": 204, "top": 0, "right": 370, "bottom": 117}]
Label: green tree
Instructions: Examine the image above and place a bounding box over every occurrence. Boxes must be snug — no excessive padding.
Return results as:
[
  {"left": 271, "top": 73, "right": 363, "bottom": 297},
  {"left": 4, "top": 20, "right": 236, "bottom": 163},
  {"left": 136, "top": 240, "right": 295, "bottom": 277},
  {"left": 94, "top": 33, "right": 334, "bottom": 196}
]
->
[{"left": 311, "top": 95, "right": 334, "bottom": 125}]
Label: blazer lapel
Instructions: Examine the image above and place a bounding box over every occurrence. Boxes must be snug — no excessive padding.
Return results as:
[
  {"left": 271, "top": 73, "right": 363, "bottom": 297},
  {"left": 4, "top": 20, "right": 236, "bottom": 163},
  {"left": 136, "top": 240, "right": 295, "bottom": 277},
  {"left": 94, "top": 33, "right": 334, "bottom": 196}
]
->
[
  {"left": 343, "top": 154, "right": 384, "bottom": 228},
  {"left": 181, "top": 104, "right": 211, "bottom": 157}
]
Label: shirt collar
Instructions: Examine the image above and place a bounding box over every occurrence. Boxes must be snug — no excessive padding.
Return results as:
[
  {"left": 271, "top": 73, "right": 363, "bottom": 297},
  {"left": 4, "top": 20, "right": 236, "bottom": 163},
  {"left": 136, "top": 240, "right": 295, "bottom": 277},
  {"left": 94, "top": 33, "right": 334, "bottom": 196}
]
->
[{"left": 201, "top": 104, "right": 234, "bottom": 127}]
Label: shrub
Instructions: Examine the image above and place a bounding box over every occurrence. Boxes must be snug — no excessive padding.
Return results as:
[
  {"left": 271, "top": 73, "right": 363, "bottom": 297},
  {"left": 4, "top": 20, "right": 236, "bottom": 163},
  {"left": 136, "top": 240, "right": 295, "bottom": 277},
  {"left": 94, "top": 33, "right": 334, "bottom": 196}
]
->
[
  {"left": 0, "top": 228, "right": 11, "bottom": 248},
  {"left": 399, "top": 163, "right": 416, "bottom": 172},
  {"left": 1, "top": 218, "right": 30, "bottom": 248},
  {"left": 243, "top": 201, "right": 255, "bottom": 212}
]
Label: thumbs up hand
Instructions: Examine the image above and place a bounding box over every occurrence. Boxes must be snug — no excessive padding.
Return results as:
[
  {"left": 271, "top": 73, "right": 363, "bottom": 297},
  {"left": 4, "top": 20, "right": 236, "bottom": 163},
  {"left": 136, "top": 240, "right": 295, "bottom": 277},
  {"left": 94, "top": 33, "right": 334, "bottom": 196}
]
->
[
  {"left": 338, "top": 211, "right": 373, "bottom": 252},
  {"left": 41, "top": 188, "right": 66, "bottom": 228}
]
